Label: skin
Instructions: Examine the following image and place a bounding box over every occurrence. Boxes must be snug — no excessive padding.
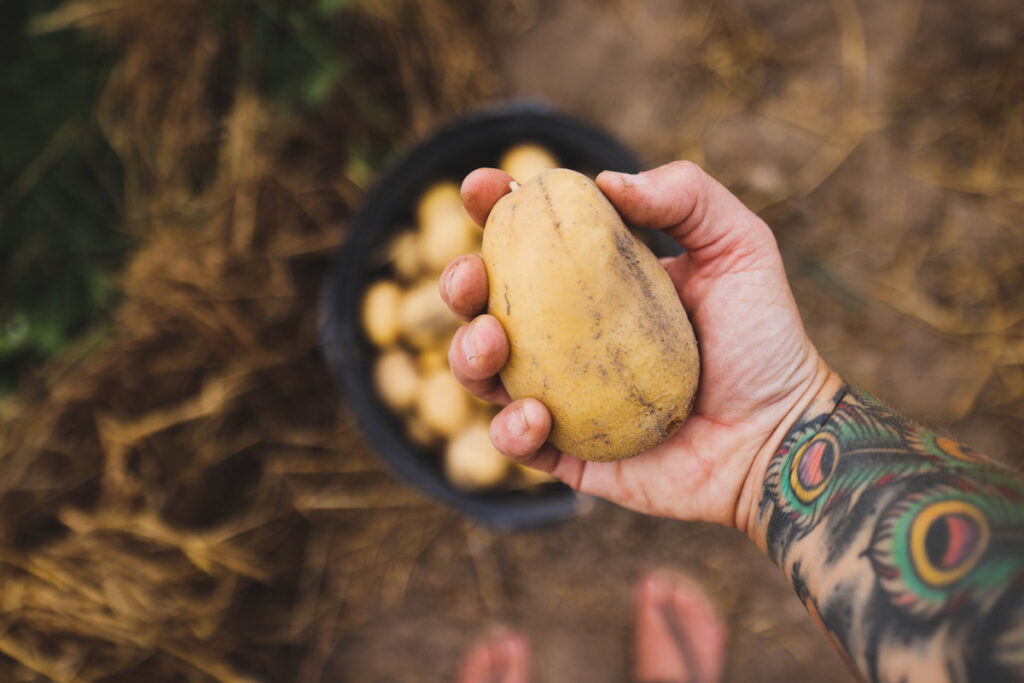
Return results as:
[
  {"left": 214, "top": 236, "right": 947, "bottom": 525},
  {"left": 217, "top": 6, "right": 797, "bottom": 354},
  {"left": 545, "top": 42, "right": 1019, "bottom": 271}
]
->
[
  {"left": 756, "top": 387, "right": 1024, "bottom": 681},
  {"left": 441, "top": 161, "right": 1024, "bottom": 682},
  {"left": 633, "top": 570, "right": 728, "bottom": 683},
  {"left": 458, "top": 572, "right": 725, "bottom": 683},
  {"left": 457, "top": 631, "right": 530, "bottom": 683},
  {"left": 443, "top": 161, "right": 839, "bottom": 526}
]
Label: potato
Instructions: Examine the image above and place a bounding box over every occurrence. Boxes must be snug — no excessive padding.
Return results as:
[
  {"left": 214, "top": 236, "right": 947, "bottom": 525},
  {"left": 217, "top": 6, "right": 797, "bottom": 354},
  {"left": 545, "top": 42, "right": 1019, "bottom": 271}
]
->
[
  {"left": 514, "top": 462, "right": 557, "bottom": 486},
  {"left": 444, "top": 421, "right": 510, "bottom": 491},
  {"left": 417, "top": 347, "right": 448, "bottom": 374},
  {"left": 421, "top": 213, "right": 480, "bottom": 274},
  {"left": 373, "top": 349, "right": 420, "bottom": 412},
  {"left": 399, "top": 280, "right": 460, "bottom": 350},
  {"left": 416, "top": 181, "right": 479, "bottom": 273},
  {"left": 500, "top": 143, "right": 559, "bottom": 184},
  {"left": 406, "top": 414, "right": 442, "bottom": 448},
  {"left": 361, "top": 280, "right": 402, "bottom": 348},
  {"left": 416, "top": 369, "right": 471, "bottom": 437},
  {"left": 482, "top": 168, "right": 699, "bottom": 462},
  {"left": 469, "top": 392, "right": 496, "bottom": 415},
  {"left": 390, "top": 230, "right": 422, "bottom": 281},
  {"left": 416, "top": 181, "right": 463, "bottom": 229}
]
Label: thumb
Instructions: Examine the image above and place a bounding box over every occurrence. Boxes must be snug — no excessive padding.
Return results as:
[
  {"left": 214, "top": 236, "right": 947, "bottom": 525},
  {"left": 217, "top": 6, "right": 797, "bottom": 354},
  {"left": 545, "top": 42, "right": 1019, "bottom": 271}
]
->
[{"left": 596, "top": 161, "right": 774, "bottom": 263}]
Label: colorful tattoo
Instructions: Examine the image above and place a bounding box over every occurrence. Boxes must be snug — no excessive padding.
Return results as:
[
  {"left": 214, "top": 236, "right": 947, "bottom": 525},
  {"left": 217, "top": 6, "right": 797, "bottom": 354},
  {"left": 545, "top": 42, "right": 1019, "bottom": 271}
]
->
[{"left": 757, "top": 386, "right": 1024, "bottom": 682}]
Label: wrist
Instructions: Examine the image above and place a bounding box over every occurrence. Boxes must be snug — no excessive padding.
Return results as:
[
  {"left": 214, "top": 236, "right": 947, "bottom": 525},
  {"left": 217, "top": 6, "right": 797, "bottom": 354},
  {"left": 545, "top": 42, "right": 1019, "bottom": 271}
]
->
[{"left": 733, "top": 358, "right": 844, "bottom": 542}]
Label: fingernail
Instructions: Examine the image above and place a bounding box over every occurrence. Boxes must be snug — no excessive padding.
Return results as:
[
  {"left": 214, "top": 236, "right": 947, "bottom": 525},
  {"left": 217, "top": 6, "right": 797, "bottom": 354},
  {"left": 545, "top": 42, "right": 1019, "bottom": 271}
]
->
[
  {"left": 510, "top": 403, "right": 530, "bottom": 436},
  {"left": 462, "top": 322, "right": 479, "bottom": 361},
  {"left": 443, "top": 259, "right": 460, "bottom": 303},
  {"left": 604, "top": 170, "right": 649, "bottom": 187}
]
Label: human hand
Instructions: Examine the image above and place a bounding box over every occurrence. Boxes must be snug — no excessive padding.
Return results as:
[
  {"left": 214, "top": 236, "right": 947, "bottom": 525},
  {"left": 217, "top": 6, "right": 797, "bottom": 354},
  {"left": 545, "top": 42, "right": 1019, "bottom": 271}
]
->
[{"left": 440, "top": 161, "right": 841, "bottom": 531}]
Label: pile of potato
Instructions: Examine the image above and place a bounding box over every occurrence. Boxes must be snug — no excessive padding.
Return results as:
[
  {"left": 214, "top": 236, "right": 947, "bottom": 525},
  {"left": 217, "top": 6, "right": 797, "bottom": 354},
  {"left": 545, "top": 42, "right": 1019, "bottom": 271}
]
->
[{"left": 360, "top": 143, "right": 560, "bottom": 492}]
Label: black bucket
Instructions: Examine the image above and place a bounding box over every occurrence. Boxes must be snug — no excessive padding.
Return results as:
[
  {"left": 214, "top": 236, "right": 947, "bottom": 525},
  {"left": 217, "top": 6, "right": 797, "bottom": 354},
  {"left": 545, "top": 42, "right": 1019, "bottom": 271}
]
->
[{"left": 319, "top": 102, "right": 679, "bottom": 530}]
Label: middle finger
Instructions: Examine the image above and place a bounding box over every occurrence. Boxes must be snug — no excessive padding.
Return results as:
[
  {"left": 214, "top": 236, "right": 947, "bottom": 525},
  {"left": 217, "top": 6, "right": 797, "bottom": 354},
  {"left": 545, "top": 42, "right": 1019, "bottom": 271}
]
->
[
  {"left": 440, "top": 254, "right": 489, "bottom": 321},
  {"left": 448, "top": 314, "right": 511, "bottom": 405}
]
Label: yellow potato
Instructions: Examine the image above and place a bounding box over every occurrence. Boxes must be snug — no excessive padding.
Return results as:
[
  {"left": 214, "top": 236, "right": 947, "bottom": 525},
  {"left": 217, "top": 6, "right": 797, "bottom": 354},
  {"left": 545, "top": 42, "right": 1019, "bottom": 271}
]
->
[
  {"left": 514, "top": 462, "right": 558, "bottom": 487},
  {"left": 361, "top": 280, "right": 402, "bottom": 348},
  {"left": 444, "top": 421, "right": 510, "bottom": 490},
  {"left": 416, "top": 369, "right": 471, "bottom": 437},
  {"left": 416, "top": 181, "right": 463, "bottom": 229},
  {"left": 373, "top": 349, "right": 420, "bottom": 412},
  {"left": 390, "top": 230, "right": 422, "bottom": 282},
  {"left": 500, "top": 143, "right": 559, "bottom": 184},
  {"left": 483, "top": 168, "right": 699, "bottom": 462},
  {"left": 468, "top": 392, "right": 496, "bottom": 415},
  {"left": 406, "top": 415, "right": 442, "bottom": 449},
  {"left": 417, "top": 347, "right": 449, "bottom": 374},
  {"left": 416, "top": 181, "right": 479, "bottom": 273},
  {"left": 399, "top": 280, "right": 460, "bottom": 350}
]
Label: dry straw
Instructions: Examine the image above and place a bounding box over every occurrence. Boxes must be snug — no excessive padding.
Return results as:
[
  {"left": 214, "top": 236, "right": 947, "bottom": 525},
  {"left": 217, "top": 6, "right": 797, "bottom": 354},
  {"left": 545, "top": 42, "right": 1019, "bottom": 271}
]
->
[{"left": 2, "top": 0, "right": 492, "bottom": 680}]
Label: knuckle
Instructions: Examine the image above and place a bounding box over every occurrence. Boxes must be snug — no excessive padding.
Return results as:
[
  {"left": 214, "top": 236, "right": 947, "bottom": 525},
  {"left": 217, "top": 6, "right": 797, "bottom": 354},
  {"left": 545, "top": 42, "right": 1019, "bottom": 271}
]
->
[
  {"left": 669, "top": 159, "right": 704, "bottom": 181},
  {"left": 668, "top": 160, "right": 708, "bottom": 198}
]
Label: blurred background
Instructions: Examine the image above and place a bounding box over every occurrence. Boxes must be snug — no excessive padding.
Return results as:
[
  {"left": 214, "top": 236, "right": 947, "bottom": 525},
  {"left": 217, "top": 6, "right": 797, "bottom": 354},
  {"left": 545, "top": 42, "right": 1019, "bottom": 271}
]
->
[{"left": 1, "top": 0, "right": 1022, "bottom": 680}]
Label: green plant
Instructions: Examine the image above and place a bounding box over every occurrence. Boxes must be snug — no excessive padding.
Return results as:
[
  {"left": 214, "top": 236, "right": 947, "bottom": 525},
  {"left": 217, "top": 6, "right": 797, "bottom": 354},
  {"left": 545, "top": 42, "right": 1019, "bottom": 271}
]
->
[{"left": 0, "top": 1, "right": 125, "bottom": 392}]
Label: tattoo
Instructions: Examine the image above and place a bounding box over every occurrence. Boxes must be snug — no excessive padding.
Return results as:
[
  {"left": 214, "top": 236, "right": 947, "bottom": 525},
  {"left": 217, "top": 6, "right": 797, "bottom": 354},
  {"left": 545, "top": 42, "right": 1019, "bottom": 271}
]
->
[{"left": 757, "top": 385, "right": 1024, "bottom": 682}]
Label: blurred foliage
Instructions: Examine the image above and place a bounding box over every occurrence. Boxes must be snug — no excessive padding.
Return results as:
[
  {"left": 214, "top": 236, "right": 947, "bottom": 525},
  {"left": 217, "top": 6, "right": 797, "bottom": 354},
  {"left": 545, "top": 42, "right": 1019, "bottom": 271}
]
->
[
  {"left": 0, "top": 1, "right": 124, "bottom": 393},
  {"left": 0, "top": 0, "right": 383, "bottom": 393},
  {"left": 217, "top": 0, "right": 355, "bottom": 111},
  {"left": 212, "top": 0, "right": 396, "bottom": 122}
]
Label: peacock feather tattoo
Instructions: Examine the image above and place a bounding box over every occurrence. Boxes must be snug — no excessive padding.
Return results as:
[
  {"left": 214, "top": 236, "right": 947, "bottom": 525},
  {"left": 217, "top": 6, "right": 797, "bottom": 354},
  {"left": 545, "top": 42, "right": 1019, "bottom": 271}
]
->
[
  {"left": 758, "top": 384, "right": 1024, "bottom": 680},
  {"left": 764, "top": 387, "right": 915, "bottom": 536},
  {"left": 763, "top": 387, "right": 1017, "bottom": 539},
  {"left": 867, "top": 481, "right": 1024, "bottom": 618}
]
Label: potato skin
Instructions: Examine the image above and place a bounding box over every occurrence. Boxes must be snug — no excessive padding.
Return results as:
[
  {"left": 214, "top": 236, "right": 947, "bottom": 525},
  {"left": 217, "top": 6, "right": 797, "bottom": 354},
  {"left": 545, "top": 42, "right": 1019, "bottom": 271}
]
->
[
  {"left": 500, "top": 143, "right": 558, "bottom": 184},
  {"left": 416, "top": 181, "right": 480, "bottom": 273},
  {"left": 416, "top": 369, "right": 471, "bottom": 437},
  {"left": 444, "top": 421, "right": 510, "bottom": 490},
  {"left": 361, "top": 280, "right": 402, "bottom": 348},
  {"left": 374, "top": 349, "right": 420, "bottom": 411},
  {"left": 482, "top": 168, "right": 699, "bottom": 462},
  {"left": 399, "top": 280, "right": 460, "bottom": 349}
]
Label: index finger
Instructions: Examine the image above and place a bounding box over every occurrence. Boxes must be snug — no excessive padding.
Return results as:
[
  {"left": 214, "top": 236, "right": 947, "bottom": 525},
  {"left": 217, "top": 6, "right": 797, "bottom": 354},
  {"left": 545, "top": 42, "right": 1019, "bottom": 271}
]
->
[{"left": 461, "top": 168, "right": 515, "bottom": 228}]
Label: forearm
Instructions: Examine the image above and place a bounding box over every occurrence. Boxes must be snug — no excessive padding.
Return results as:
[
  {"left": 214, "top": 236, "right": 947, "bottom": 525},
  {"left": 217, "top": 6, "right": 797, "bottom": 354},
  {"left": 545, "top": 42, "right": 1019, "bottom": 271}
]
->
[{"left": 753, "top": 385, "right": 1024, "bottom": 682}]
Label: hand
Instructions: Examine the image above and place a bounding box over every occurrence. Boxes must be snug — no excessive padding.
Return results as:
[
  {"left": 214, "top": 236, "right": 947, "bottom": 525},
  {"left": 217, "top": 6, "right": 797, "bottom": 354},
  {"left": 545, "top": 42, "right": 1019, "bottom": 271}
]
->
[{"left": 440, "top": 161, "right": 841, "bottom": 530}]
